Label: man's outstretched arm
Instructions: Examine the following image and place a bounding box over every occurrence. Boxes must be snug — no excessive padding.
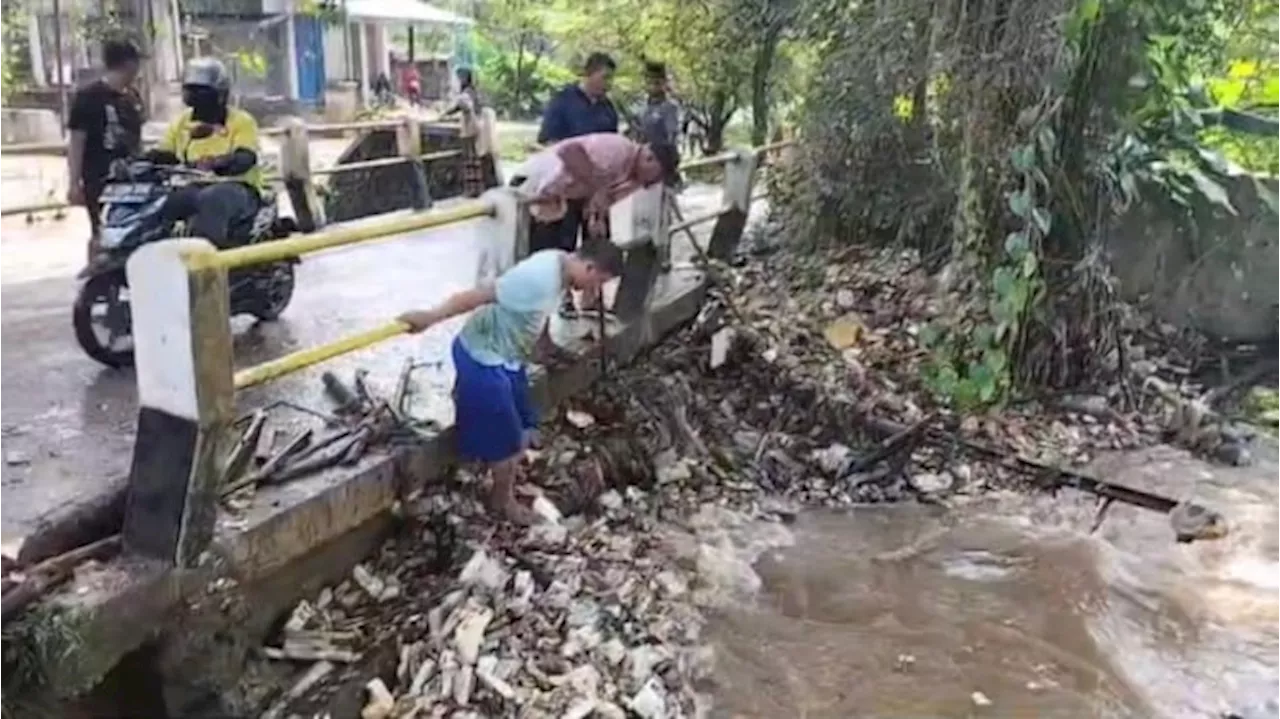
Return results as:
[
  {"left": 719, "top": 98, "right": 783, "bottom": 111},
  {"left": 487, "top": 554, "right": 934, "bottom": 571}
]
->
[{"left": 398, "top": 286, "right": 496, "bottom": 333}]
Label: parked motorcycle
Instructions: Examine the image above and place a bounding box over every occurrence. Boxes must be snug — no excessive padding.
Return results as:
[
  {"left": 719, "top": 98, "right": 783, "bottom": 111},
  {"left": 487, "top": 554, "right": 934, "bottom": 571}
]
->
[{"left": 73, "top": 160, "right": 299, "bottom": 368}]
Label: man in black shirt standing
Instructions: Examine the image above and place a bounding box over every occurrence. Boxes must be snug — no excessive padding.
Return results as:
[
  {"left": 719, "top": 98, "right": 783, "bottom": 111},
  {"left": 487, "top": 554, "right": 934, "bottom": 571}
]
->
[{"left": 67, "top": 39, "right": 144, "bottom": 261}]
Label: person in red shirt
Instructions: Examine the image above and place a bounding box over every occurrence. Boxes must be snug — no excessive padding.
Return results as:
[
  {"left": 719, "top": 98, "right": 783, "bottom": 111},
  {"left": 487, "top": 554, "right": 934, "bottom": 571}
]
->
[{"left": 400, "top": 62, "right": 422, "bottom": 106}]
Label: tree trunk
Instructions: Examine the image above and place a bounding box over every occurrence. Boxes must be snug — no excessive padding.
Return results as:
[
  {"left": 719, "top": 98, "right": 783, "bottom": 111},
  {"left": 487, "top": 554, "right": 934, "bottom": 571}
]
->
[
  {"left": 749, "top": 26, "right": 782, "bottom": 147},
  {"left": 704, "top": 90, "right": 734, "bottom": 153},
  {"left": 512, "top": 34, "right": 526, "bottom": 115}
]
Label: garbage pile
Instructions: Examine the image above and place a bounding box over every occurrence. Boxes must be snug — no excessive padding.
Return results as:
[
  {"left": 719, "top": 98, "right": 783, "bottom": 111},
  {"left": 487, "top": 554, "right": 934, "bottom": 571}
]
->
[
  {"left": 257, "top": 309, "right": 876, "bottom": 718},
  {"left": 255, "top": 241, "right": 1247, "bottom": 717}
]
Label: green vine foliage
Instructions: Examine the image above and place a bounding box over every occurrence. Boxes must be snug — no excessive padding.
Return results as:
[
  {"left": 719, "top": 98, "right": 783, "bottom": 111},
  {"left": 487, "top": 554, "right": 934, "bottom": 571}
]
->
[
  {"left": 920, "top": 136, "right": 1053, "bottom": 409},
  {"left": 916, "top": 0, "right": 1264, "bottom": 406},
  {"left": 1, "top": 1, "right": 31, "bottom": 103}
]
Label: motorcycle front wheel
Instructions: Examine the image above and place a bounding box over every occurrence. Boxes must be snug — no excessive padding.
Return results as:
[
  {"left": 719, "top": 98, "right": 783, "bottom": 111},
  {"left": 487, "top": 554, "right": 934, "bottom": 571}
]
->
[
  {"left": 73, "top": 270, "right": 135, "bottom": 368},
  {"left": 251, "top": 261, "right": 296, "bottom": 321}
]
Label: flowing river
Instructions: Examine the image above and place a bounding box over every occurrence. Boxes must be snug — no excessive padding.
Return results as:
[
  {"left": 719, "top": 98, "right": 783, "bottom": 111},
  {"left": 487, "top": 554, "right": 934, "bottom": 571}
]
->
[{"left": 702, "top": 442, "right": 1279, "bottom": 719}]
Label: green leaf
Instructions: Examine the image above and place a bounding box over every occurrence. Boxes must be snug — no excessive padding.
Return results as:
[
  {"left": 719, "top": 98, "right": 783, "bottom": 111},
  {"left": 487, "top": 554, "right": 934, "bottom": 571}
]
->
[
  {"left": 1252, "top": 177, "right": 1279, "bottom": 215},
  {"left": 1011, "top": 145, "right": 1036, "bottom": 172},
  {"left": 1186, "top": 168, "right": 1237, "bottom": 214},
  {"left": 1031, "top": 207, "right": 1052, "bottom": 235},
  {"left": 1078, "top": 0, "right": 1101, "bottom": 21},
  {"left": 934, "top": 365, "right": 959, "bottom": 397},
  {"left": 1022, "top": 251, "right": 1040, "bottom": 278},
  {"left": 1195, "top": 146, "right": 1232, "bottom": 175},
  {"left": 953, "top": 377, "right": 981, "bottom": 409},
  {"left": 992, "top": 266, "right": 1017, "bottom": 297},
  {"left": 1036, "top": 126, "right": 1057, "bottom": 159},
  {"left": 1007, "top": 190, "right": 1032, "bottom": 218},
  {"left": 1005, "top": 231, "right": 1030, "bottom": 257},
  {"left": 978, "top": 377, "right": 997, "bottom": 403},
  {"left": 974, "top": 323, "right": 995, "bottom": 347},
  {"left": 918, "top": 322, "right": 942, "bottom": 348},
  {"left": 984, "top": 347, "right": 1008, "bottom": 375}
]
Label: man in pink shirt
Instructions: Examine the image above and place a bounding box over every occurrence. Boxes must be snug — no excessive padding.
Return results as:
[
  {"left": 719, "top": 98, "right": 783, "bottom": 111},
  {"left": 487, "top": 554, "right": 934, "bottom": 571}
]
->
[{"left": 512, "top": 132, "right": 677, "bottom": 314}]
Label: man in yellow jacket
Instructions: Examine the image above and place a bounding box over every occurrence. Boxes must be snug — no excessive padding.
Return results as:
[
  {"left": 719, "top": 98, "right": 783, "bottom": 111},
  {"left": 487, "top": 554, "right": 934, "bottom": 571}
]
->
[{"left": 145, "top": 57, "right": 266, "bottom": 247}]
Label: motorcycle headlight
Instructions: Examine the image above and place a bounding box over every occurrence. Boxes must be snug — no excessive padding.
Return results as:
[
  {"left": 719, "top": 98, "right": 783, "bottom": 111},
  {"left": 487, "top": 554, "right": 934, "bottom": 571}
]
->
[{"left": 99, "top": 227, "right": 127, "bottom": 250}]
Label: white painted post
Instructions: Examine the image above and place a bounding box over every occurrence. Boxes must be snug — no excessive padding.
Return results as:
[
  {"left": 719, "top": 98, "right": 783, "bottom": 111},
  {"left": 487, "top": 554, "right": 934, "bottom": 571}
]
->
[
  {"left": 611, "top": 186, "right": 667, "bottom": 322},
  {"left": 284, "top": 13, "right": 301, "bottom": 101},
  {"left": 396, "top": 115, "right": 430, "bottom": 210},
  {"left": 27, "top": 13, "right": 46, "bottom": 87},
  {"left": 280, "top": 116, "right": 323, "bottom": 231},
  {"left": 707, "top": 148, "right": 759, "bottom": 260},
  {"left": 474, "top": 187, "right": 527, "bottom": 285},
  {"left": 355, "top": 21, "right": 370, "bottom": 106},
  {"left": 124, "top": 239, "right": 235, "bottom": 566},
  {"left": 376, "top": 24, "right": 392, "bottom": 79}
]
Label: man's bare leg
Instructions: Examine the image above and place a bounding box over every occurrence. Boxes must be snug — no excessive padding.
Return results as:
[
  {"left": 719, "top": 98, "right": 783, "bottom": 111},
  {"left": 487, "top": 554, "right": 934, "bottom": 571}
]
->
[{"left": 488, "top": 454, "right": 538, "bottom": 524}]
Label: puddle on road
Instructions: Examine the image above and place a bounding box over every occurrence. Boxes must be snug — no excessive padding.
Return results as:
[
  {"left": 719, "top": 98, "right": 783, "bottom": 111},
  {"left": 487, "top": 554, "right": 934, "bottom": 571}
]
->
[{"left": 701, "top": 447, "right": 1280, "bottom": 719}]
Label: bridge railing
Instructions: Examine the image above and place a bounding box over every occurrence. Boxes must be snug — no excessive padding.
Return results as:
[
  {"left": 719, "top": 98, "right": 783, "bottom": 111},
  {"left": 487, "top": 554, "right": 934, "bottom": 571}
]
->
[
  {"left": 0, "top": 116, "right": 464, "bottom": 220},
  {"left": 120, "top": 139, "right": 794, "bottom": 567}
]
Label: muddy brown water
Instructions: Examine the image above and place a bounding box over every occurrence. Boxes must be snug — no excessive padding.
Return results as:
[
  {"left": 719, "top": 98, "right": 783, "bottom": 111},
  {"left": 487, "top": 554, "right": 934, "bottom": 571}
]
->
[{"left": 704, "top": 443, "right": 1279, "bottom": 719}]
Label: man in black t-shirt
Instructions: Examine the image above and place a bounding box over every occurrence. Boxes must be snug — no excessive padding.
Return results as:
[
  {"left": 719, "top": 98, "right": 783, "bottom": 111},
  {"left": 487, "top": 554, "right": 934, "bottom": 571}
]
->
[{"left": 67, "top": 39, "right": 144, "bottom": 260}]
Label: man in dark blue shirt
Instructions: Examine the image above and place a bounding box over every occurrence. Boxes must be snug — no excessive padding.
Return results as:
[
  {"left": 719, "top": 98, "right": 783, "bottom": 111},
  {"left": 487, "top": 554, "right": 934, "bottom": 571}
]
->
[
  {"left": 537, "top": 52, "right": 619, "bottom": 145},
  {"left": 535, "top": 52, "right": 620, "bottom": 316}
]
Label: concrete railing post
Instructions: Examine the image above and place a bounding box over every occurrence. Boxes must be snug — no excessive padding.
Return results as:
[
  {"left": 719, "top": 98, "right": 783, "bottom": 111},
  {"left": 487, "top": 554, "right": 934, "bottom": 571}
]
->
[
  {"left": 707, "top": 148, "right": 759, "bottom": 260},
  {"left": 124, "top": 239, "right": 235, "bottom": 566},
  {"left": 475, "top": 188, "right": 528, "bottom": 284},
  {"left": 610, "top": 185, "right": 667, "bottom": 322},
  {"left": 280, "top": 117, "right": 323, "bottom": 232},
  {"left": 397, "top": 115, "right": 430, "bottom": 210}
]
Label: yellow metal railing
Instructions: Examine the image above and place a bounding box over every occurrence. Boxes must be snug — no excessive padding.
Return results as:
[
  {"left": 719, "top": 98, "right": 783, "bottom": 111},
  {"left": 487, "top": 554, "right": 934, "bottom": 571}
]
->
[
  {"left": 209, "top": 200, "right": 492, "bottom": 388},
  {"left": 213, "top": 200, "right": 492, "bottom": 270},
  {"left": 234, "top": 320, "right": 410, "bottom": 389}
]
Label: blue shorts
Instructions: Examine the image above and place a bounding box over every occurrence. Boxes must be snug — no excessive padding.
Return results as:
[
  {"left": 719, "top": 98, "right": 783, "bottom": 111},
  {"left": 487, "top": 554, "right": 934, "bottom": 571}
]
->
[{"left": 451, "top": 337, "right": 537, "bottom": 462}]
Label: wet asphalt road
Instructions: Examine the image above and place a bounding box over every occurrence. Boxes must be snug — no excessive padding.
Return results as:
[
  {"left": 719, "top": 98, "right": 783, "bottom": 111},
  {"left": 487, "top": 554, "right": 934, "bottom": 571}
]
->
[{"left": 0, "top": 184, "right": 729, "bottom": 548}]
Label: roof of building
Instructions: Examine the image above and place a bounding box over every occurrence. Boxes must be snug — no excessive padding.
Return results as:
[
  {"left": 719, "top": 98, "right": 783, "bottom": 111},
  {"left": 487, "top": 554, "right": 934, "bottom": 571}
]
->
[{"left": 345, "top": 0, "right": 474, "bottom": 26}]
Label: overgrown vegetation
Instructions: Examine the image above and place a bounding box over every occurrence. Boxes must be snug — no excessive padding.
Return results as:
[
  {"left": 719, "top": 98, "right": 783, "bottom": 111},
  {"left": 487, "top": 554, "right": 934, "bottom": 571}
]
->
[
  {"left": 775, "top": 0, "right": 1279, "bottom": 410},
  {"left": 2, "top": 604, "right": 89, "bottom": 715}
]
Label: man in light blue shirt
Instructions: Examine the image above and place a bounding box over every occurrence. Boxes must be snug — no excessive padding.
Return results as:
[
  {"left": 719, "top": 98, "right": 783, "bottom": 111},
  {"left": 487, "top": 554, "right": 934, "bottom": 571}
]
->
[{"left": 397, "top": 242, "right": 623, "bottom": 523}]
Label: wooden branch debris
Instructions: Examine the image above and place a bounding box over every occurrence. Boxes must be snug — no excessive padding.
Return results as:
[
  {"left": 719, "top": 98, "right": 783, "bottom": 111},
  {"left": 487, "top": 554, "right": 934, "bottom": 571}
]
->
[
  {"left": 1, "top": 535, "right": 122, "bottom": 620},
  {"left": 226, "top": 368, "right": 439, "bottom": 496},
  {"left": 851, "top": 413, "right": 1228, "bottom": 543}
]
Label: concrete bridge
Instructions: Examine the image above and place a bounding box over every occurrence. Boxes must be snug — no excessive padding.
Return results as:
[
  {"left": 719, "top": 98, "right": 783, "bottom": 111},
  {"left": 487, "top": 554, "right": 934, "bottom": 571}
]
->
[{"left": 0, "top": 122, "right": 787, "bottom": 712}]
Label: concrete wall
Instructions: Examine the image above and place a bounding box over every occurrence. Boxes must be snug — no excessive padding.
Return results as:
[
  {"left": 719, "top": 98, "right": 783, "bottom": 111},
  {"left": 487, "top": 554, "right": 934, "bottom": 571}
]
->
[
  {"left": 1, "top": 107, "right": 62, "bottom": 144},
  {"left": 1106, "top": 174, "right": 1279, "bottom": 342}
]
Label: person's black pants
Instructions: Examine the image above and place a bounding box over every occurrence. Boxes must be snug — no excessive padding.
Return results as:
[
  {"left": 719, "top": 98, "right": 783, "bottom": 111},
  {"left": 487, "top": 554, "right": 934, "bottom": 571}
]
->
[
  {"left": 84, "top": 180, "right": 105, "bottom": 237},
  {"left": 527, "top": 198, "right": 618, "bottom": 255},
  {"left": 163, "top": 182, "right": 261, "bottom": 248}
]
